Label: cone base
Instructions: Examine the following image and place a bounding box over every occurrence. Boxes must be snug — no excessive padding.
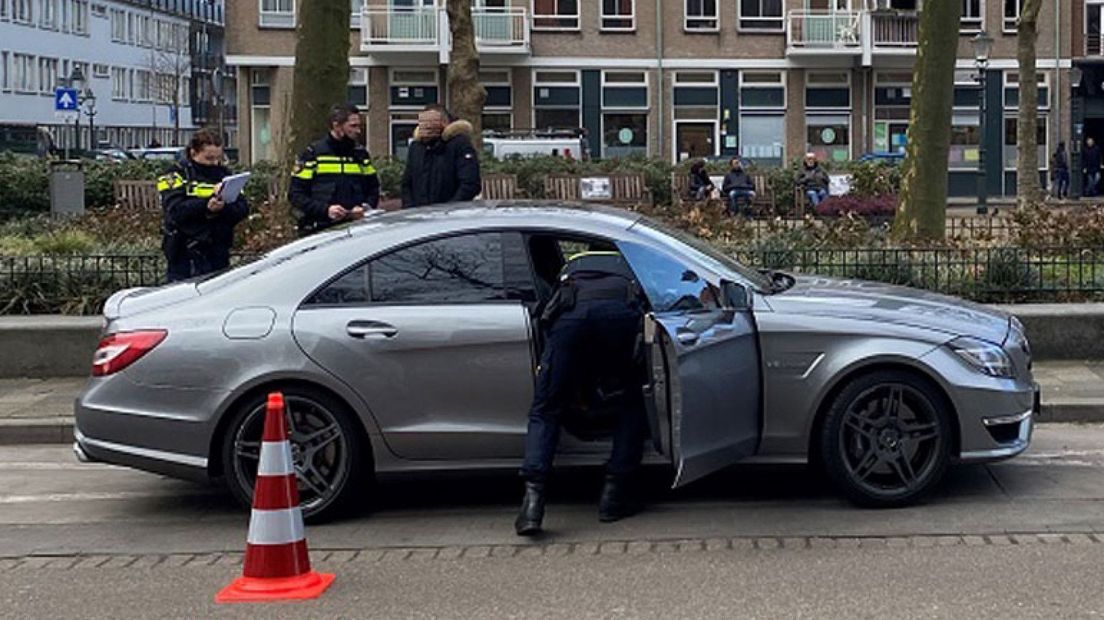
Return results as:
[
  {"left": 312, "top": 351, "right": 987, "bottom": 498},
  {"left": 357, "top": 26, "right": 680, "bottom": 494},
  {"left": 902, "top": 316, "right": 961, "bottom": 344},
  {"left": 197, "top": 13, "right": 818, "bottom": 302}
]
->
[{"left": 215, "top": 571, "right": 335, "bottom": 603}]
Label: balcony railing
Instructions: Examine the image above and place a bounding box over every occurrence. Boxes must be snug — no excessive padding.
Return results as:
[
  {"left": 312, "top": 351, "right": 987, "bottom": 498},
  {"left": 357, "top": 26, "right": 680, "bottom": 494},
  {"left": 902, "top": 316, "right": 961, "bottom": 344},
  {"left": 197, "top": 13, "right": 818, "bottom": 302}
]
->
[
  {"left": 1088, "top": 33, "right": 1102, "bottom": 57},
  {"left": 786, "top": 10, "right": 919, "bottom": 62},
  {"left": 787, "top": 11, "right": 861, "bottom": 49},
  {"left": 871, "top": 12, "right": 919, "bottom": 48},
  {"left": 361, "top": 7, "right": 529, "bottom": 53}
]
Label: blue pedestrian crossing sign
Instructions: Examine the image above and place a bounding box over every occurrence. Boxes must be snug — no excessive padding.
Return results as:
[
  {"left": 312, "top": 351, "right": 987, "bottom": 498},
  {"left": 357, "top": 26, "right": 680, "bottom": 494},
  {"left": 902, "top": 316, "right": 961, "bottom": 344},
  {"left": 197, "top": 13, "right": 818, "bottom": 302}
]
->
[{"left": 55, "top": 88, "right": 79, "bottom": 112}]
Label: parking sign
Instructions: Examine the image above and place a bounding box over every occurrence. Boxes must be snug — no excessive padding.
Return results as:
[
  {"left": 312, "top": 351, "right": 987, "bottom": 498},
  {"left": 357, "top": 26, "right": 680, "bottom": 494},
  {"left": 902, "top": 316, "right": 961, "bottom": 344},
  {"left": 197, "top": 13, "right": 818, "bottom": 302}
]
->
[{"left": 54, "top": 88, "right": 79, "bottom": 121}]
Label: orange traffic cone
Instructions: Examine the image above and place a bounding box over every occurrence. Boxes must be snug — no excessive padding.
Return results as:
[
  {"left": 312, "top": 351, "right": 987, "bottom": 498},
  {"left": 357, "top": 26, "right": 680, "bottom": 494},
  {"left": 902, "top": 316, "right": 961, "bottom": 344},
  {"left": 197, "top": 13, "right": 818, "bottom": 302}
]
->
[{"left": 215, "top": 392, "right": 335, "bottom": 603}]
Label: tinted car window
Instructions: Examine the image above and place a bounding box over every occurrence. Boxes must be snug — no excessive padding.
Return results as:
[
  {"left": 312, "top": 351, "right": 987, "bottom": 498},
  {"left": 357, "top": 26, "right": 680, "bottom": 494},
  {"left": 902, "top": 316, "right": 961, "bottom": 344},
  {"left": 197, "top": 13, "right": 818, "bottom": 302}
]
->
[{"left": 371, "top": 233, "right": 505, "bottom": 304}]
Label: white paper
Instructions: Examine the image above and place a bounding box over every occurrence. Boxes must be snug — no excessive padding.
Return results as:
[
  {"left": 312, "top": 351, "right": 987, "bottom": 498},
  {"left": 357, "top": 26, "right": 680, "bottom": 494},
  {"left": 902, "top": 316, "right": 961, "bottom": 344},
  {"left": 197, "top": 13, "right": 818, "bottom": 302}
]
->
[{"left": 218, "top": 172, "right": 252, "bottom": 203}]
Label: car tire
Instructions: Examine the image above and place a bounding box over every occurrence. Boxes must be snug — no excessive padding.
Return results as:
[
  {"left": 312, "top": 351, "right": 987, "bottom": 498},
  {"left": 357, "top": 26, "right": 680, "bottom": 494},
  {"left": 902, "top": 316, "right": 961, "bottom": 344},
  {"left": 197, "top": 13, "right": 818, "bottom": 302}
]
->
[
  {"left": 820, "top": 370, "right": 953, "bottom": 508},
  {"left": 221, "top": 385, "right": 370, "bottom": 523}
]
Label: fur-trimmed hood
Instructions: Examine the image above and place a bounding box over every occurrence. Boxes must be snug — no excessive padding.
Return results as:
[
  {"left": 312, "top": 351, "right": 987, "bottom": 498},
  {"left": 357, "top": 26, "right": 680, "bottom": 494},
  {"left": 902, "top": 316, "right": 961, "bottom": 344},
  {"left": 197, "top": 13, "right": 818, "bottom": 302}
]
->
[{"left": 414, "top": 119, "right": 474, "bottom": 142}]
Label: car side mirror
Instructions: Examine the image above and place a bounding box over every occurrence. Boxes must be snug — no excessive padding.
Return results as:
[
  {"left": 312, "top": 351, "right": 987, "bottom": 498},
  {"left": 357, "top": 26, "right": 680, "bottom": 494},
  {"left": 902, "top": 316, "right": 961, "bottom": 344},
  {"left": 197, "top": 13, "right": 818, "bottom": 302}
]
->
[{"left": 721, "top": 280, "right": 751, "bottom": 310}]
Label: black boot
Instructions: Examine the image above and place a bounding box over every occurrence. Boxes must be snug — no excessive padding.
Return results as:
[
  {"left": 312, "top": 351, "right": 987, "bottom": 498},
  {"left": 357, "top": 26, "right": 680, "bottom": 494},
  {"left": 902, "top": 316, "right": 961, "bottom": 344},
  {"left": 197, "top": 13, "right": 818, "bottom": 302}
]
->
[
  {"left": 515, "top": 481, "right": 545, "bottom": 536},
  {"left": 598, "top": 474, "right": 641, "bottom": 523}
]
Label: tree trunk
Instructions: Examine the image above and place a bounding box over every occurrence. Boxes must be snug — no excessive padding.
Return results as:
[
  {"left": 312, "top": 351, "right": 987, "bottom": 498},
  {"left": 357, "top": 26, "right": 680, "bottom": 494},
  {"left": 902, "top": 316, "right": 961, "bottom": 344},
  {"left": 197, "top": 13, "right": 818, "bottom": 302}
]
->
[
  {"left": 446, "top": 0, "right": 486, "bottom": 150},
  {"left": 892, "top": 2, "right": 962, "bottom": 241},
  {"left": 1016, "top": 0, "right": 1045, "bottom": 207},
  {"left": 288, "top": 0, "right": 351, "bottom": 161}
]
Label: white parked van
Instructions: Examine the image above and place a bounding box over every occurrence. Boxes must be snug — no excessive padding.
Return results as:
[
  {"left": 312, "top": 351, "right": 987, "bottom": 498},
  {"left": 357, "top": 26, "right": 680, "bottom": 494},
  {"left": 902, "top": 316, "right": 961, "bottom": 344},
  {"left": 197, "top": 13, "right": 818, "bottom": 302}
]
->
[{"left": 482, "top": 128, "right": 589, "bottom": 160}]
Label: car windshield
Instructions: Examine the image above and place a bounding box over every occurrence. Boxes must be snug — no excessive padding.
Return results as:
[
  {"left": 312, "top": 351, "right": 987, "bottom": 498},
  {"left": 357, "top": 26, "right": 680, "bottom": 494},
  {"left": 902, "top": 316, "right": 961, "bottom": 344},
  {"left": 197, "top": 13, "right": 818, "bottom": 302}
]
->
[{"left": 631, "top": 216, "right": 772, "bottom": 292}]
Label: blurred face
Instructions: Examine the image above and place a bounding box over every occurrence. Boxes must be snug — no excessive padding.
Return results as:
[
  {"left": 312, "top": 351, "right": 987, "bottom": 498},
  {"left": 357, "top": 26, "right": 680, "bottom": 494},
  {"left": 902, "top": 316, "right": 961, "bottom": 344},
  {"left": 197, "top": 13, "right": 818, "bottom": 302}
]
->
[
  {"left": 730, "top": 159, "right": 742, "bottom": 170},
  {"left": 417, "top": 109, "right": 445, "bottom": 140},
  {"left": 805, "top": 155, "right": 817, "bottom": 167},
  {"left": 1089, "top": 138, "right": 1096, "bottom": 148},
  {"left": 190, "top": 144, "right": 223, "bottom": 166},
  {"left": 332, "top": 114, "right": 362, "bottom": 142}
]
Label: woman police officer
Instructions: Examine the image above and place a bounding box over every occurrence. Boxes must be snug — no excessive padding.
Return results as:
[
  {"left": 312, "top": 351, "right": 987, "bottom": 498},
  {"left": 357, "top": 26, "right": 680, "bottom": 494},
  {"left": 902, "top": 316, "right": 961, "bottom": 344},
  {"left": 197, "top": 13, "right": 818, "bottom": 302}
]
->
[{"left": 158, "top": 129, "right": 248, "bottom": 282}]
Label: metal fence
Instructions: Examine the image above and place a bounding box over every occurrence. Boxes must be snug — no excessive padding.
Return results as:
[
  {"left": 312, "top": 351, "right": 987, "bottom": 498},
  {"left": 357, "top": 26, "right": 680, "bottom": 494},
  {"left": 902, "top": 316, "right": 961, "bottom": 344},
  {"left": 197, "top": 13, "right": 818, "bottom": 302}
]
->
[{"left": 1, "top": 247, "right": 1102, "bottom": 314}]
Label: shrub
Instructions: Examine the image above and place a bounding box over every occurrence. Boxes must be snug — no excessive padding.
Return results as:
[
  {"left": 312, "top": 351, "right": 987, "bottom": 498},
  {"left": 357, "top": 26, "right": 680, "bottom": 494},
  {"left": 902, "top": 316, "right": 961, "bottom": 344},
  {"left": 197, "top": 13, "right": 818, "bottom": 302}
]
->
[
  {"left": 815, "top": 194, "right": 898, "bottom": 217},
  {"left": 845, "top": 161, "right": 901, "bottom": 197},
  {"left": 0, "top": 153, "right": 49, "bottom": 218}
]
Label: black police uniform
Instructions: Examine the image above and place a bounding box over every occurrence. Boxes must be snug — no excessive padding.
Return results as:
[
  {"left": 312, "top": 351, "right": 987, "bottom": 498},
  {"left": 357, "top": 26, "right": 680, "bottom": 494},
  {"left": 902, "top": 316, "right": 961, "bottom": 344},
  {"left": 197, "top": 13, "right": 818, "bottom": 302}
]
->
[
  {"left": 289, "top": 133, "right": 380, "bottom": 236},
  {"left": 516, "top": 251, "right": 647, "bottom": 535},
  {"left": 158, "top": 160, "right": 249, "bottom": 283}
]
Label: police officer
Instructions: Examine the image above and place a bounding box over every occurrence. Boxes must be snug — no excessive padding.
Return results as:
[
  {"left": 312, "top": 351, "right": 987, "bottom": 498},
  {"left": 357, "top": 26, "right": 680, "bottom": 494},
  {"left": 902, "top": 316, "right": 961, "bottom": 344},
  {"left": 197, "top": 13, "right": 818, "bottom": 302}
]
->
[
  {"left": 289, "top": 103, "right": 380, "bottom": 236},
  {"left": 516, "top": 251, "right": 648, "bottom": 536},
  {"left": 158, "top": 129, "right": 248, "bottom": 283}
]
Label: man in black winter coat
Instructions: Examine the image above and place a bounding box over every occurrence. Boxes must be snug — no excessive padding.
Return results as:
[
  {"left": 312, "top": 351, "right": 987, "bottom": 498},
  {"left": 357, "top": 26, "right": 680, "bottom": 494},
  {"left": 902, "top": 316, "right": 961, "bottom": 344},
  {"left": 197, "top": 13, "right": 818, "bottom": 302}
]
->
[
  {"left": 289, "top": 103, "right": 380, "bottom": 236},
  {"left": 401, "top": 104, "right": 482, "bottom": 208}
]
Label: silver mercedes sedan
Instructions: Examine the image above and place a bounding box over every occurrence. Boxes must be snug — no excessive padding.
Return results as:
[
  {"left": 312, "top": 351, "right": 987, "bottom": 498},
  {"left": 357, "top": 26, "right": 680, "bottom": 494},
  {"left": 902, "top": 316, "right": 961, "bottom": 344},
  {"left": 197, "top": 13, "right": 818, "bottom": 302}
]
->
[{"left": 74, "top": 203, "right": 1038, "bottom": 520}]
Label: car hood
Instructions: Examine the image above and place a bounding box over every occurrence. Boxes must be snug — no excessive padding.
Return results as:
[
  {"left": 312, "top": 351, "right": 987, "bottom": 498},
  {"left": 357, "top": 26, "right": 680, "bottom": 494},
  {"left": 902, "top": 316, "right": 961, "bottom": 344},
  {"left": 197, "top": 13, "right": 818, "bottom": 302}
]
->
[
  {"left": 765, "top": 275, "right": 1011, "bottom": 344},
  {"left": 103, "top": 283, "right": 199, "bottom": 321}
]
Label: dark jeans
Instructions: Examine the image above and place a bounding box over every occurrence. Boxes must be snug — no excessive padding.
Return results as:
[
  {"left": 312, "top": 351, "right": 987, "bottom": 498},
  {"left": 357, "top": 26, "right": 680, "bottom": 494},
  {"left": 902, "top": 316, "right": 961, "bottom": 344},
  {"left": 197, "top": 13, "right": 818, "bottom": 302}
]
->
[
  {"left": 1085, "top": 171, "right": 1100, "bottom": 198},
  {"left": 726, "top": 189, "right": 755, "bottom": 215},
  {"left": 1053, "top": 170, "right": 1069, "bottom": 199},
  {"left": 521, "top": 300, "right": 645, "bottom": 483},
  {"left": 165, "top": 244, "right": 227, "bottom": 283}
]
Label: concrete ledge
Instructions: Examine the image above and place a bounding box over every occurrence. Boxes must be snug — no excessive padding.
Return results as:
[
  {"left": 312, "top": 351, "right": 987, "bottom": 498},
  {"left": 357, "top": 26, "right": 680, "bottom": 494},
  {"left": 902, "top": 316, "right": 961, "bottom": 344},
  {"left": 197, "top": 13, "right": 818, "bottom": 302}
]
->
[
  {"left": 996, "top": 304, "right": 1104, "bottom": 361},
  {"left": 0, "top": 417, "right": 74, "bottom": 445},
  {"left": 0, "top": 317, "right": 102, "bottom": 378}
]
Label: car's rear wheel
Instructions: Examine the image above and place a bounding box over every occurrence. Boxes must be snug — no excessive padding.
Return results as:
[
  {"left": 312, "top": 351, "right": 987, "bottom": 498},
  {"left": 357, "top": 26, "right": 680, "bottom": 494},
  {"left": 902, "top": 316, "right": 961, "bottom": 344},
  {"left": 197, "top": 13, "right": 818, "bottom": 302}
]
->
[
  {"left": 820, "top": 370, "right": 952, "bottom": 508},
  {"left": 221, "top": 386, "right": 368, "bottom": 522}
]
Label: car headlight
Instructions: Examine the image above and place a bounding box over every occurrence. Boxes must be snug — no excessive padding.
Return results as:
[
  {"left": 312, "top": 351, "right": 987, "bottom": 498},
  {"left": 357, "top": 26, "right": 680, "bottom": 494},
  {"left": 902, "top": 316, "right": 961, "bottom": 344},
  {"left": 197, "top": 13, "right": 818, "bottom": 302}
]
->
[{"left": 948, "top": 337, "right": 1014, "bottom": 378}]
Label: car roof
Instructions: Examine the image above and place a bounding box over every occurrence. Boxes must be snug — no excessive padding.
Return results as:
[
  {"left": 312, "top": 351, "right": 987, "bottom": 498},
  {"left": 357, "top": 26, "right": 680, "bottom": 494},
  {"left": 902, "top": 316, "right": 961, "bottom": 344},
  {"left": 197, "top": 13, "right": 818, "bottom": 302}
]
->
[{"left": 348, "top": 201, "right": 643, "bottom": 236}]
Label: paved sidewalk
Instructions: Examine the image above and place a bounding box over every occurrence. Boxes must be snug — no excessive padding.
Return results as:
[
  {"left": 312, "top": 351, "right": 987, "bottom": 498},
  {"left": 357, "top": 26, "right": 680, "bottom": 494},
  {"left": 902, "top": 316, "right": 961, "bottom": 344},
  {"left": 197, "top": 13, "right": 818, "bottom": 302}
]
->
[{"left": 1, "top": 362, "right": 1102, "bottom": 444}]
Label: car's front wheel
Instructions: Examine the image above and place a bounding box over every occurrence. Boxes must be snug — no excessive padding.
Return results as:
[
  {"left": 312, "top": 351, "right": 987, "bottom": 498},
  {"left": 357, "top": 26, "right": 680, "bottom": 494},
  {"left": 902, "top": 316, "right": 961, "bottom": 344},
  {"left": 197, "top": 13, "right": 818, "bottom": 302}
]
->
[
  {"left": 221, "top": 386, "right": 368, "bottom": 522},
  {"left": 820, "top": 370, "right": 953, "bottom": 508}
]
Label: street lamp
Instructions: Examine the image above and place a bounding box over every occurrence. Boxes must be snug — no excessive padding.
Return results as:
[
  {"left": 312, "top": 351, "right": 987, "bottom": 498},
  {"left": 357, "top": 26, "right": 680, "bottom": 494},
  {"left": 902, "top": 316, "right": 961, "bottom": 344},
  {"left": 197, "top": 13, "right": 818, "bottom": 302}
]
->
[
  {"left": 973, "top": 30, "right": 993, "bottom": 215},
  {"left": 67, "top": 66, "right": 85, "bottom": 155}
]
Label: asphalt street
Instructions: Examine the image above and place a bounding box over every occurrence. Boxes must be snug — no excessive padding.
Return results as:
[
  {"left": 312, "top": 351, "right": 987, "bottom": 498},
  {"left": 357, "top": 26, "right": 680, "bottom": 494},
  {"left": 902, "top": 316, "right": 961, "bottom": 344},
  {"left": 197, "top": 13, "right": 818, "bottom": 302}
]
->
[{"left": 1, "top": 424, "right": 1103, "bottom": 618}]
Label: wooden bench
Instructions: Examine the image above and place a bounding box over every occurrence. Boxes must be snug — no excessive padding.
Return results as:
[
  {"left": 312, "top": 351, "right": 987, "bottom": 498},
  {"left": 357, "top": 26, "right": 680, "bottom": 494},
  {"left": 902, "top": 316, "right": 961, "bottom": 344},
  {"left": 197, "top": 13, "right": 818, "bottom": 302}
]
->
[
  {"left": 672, "top": 171, "right": 780, "bottom": 213},
  {"left": 543, "top": 173, "right": 651, "bottom": 205},
  {"left": 480, "top": 173, "right": 519, "bottom": 200},
  {"left": 113, "top": 180, "right": 160, "bottom": 210}
]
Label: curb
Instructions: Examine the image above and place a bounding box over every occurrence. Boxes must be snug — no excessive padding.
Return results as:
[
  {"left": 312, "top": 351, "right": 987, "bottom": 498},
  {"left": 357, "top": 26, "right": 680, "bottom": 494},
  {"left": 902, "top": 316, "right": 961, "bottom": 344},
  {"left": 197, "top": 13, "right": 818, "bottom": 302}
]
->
[{"left": 2, "top": 404, "right": 1102, "bottom": 446}]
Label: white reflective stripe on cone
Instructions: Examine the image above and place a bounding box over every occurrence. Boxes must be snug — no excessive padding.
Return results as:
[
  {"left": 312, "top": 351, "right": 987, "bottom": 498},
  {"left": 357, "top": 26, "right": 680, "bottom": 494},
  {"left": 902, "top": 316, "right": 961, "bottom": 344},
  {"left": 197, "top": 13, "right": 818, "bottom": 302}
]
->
[
  {"left": 257, "top": 441, "right": 295, "bottom": 476},
  {"left": 246, "top": 507, "right": 306, "bottom": 545}
]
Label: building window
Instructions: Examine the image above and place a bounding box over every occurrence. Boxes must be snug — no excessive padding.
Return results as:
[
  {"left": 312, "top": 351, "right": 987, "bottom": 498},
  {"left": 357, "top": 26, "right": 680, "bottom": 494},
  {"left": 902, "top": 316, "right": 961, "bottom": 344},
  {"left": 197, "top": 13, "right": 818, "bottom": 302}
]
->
[
  {"left": 1003, "top": 117, "right": 1047, "bottom": 172},
  {"left": 684, "top": 0, "right": 717, "bottom": 31},
  {"left": 533, "top": 70, "right": 581, "bottom": 131},
  {"left": 347, "top": 68, "right": 368, "bottom": 107},
  {"left": 602, "top": 71, "right": 648, "bottom": 158},
  {"left": 109, "top": 7, "right": 124, "bottom": 40},
  {"left": 739, "top": 72, "right": 785, "bottom": 167},
  {"left": 1003, "top": 0, "right": 1019, "bottom": 32},
  {"left": 71, "top": 0, "right": 87, "bottom": 34},
  {"left": 533, "top": 0, "right": 578, "bottom": 30},
  {"left": 37, "top": 57, "right": 56, "bottom": 94},
  {"left": 0, "top": 52, "right": 9, "bottom": 91},
  {"left": 350, "top": 0, "right": 362, "bottom": 28},
  {"left": 961, "top": 0, "right": 982, "bottom": 32},
  {"left": 111, "top": 66, "right": 127, "bottom": 100},
  {"left": 39, "top": 0, "right": 57, "bottom": 29},
  {"left": 0, "top": 0, "right": 8, "bottom": 20},
  {"left": 481, "top": 69, "right": 513, "bottom": 133},
  {"left": 948, "top": 116, "right": 980, "bottom": 170},
  {"left": 13, "top": 53, "right": 35, "bottom": 93},
  {"left": 805, "top": 72, "right": 850, "bottom": 163},
  {"left": 250, "top": 69, "right": 272, "bottom": 162},
  {"left": 601, "top": 0, "right": 634, "bottom": 31},
  {"left": 92, "top": 63, "right": 108, "bottom": 78},
  {"left": 738, "top": 0, "right": 781, "bottom": 31},
  {"left": 259, "top": 0, "right": 294, "bottom": 28},
  {"left": 13, "top": 0, "right": 32, "bottom": 23}
]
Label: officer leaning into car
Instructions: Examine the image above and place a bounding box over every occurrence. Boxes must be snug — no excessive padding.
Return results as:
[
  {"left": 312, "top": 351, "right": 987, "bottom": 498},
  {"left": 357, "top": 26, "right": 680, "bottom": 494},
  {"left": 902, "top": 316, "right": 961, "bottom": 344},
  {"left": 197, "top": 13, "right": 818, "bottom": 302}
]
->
[
  {"left": 158, "top": 128, "right": 248, "bottom": 283},
  {"left": 515, "top": 250, "right": 649, "bottom": 536},
  {"left": 289, "top": 103, "right": 380, "bottom": 236}
]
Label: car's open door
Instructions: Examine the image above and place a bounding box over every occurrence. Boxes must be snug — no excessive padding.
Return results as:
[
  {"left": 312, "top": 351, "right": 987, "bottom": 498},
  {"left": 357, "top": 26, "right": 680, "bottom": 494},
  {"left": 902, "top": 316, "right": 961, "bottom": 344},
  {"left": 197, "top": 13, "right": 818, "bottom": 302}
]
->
[{"left": 620, "top": 242, "right": 762, "bottom": 488}]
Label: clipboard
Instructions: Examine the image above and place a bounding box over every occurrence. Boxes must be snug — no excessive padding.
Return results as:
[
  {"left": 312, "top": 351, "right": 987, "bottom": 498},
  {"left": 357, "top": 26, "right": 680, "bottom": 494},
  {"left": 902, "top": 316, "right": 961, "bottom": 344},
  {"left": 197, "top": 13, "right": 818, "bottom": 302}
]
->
[{"left": 217, "top": 172, "right": 251, "bottom": 202}]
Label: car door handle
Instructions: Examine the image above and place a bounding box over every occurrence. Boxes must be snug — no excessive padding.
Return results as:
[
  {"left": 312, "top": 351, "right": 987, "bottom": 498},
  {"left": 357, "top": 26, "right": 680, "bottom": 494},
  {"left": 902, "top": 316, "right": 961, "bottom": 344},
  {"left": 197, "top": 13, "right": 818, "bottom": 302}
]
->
[
  {"left": 675, "top": 328, "right": 699, "bottom": 346},
  {"left": 346, "top": 321, "right": 398, "bottom": 339}
]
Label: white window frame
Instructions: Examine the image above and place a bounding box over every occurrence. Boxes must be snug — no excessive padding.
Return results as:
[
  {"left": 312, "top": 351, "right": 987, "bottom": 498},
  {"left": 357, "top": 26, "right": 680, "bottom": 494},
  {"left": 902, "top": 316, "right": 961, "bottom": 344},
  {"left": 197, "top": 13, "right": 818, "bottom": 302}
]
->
[
  {"left": 684, "top": 0, "right": 718, "bottom": 32},
  {"left": 92, "top": 62, "right": 108, "bottom": 78},
  {"left": 738, "top": 70, "right": 786, "bottom": 111},
  {"left": 1003, "top": 0, "right": 1020, "bottom": 33},
  {"left": 0, "top": 0, "right": 9, "bottom": 21},
  {"left": 350, "top": 0, "right": 362, "bottom": 29},
  {"left": 601, "top": 70, "right": 648, "bottom": 110},
  {"left": 90, "top": 2, "right": 104, "bottom": 18},
  {"left": 109, "top": 7, "right": 124, "bottom": 41},
  {"left": 737, "top": 0, "right": 783, "bottom": 32},
  {"left": 532, "top": 68, "right": 581, "bottom": 130},
  {"left": 259, "top": 0, "right": 294, "bottom": 29},
  {"left": 389, "top": 67, "right": 439, "bottom": 111},
  {"left": 1002, "top": 114, "right": 1048, "bottom": 173},
  {"left": 532, "top": 0, "right": 580, "bottom": 32},
  {"left": 0, "top": 52, "right": 9, "bottom": 91},
  {"left": 13, "top": 0, "right": 31, "bottom": 23},
  {"left": 39, "top": 0, "right": 58, "bottom": 29},
  {"left": 39, "top": 57, "right": 58, "bottom": 94},
  {"left": 71, "top": 0, "right": 87, "bottom": 34},
  {"left": 1003, "top": 70, "right": 1049, "bottom": 110},
  {"left": 13, "top": 53, "right": 35, "bottom": 93},
  {"left": 600, "top": 0, "right": 635, "bottom": 32},
  {"left": 961, "top": 0, "right": 983, "bottom": 32},
  {"left": 111, "top": 66, "right": 127, "bottom": 100},
  {"left": 480, "top": 69, "right": 513, "bottom": 113},
  {"left": 348, "top": 67, "right": 369, "bottom": 107}
]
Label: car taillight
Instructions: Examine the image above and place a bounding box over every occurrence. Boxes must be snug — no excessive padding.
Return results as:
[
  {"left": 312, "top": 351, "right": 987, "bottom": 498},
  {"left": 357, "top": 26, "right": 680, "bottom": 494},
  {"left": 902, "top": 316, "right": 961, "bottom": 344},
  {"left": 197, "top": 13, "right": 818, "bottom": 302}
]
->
[{"left": 91, "top": 330, "right": 167, "bottom": 377}]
